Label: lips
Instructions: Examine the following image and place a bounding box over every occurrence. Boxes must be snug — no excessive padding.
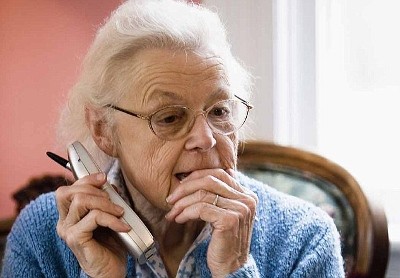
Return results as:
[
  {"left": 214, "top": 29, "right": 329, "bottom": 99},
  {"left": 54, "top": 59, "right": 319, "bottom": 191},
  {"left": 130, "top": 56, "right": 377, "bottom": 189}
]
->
[{"left": 175, "top": 172, "right": 192, "bottom": 181}]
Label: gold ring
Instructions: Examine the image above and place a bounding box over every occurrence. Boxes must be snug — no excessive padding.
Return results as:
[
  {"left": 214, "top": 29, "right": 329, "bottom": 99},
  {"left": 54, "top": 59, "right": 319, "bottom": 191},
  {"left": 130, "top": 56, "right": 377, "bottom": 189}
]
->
[{"left": 212, "top": 194, "right": 219, "bottom": 206}]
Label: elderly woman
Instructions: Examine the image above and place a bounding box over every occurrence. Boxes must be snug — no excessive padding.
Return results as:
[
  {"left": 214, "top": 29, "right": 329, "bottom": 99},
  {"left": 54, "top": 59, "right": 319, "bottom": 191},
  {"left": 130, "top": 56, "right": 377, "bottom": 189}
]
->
[{"left": 2, "top": 0, "right": 344, "bottom": 277}]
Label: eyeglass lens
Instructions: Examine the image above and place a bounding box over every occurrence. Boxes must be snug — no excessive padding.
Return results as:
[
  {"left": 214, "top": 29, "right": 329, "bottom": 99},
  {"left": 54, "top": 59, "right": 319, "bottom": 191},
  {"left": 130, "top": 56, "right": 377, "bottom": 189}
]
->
[{"left": 150, "top": 99, "right": 248, "bottom": 140}]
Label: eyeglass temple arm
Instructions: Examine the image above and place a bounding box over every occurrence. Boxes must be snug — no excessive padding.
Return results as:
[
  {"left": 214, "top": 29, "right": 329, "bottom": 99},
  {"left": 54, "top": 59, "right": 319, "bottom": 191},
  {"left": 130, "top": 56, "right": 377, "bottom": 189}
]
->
[
  {"left": 105, "top": 104, "right": 148, "bottom": 120},
  {"left": 234, "top": 95, "right": 254, "bottom": 109}
]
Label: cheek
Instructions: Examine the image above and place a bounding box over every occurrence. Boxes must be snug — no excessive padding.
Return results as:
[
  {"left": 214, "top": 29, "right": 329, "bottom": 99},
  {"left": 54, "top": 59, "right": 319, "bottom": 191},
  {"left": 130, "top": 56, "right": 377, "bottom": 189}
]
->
[
  {"left": 116, "top": 132, "right": 180, "bottom": 206},
  {"left": 146, "top": 145, "right": 178, "bottom": 182},
  {"left": 216, "top": 134, "right": 238, "bottom": 169}
]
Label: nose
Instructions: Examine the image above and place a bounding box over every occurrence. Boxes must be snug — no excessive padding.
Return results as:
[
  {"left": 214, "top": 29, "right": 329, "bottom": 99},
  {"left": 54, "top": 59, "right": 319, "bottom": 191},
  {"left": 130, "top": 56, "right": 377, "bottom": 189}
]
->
[{"left": 184, "top": 114, "right": 216, "bottom": 151}]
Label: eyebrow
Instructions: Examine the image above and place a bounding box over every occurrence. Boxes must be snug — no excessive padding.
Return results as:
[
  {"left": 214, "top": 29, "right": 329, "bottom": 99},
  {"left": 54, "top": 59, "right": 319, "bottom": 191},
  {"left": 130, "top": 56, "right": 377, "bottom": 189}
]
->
[
  {"left": 149, "top": 90, "right": 184, "bottom": 102},
  {"left": 142, "top": 90, "right": 184, "bottom": 109},
  {"left": 208, "top": 88, "right": 231, "bottom": 101},
  {"left": 145, "top": 88, "right": 231, "bottom": 107}
]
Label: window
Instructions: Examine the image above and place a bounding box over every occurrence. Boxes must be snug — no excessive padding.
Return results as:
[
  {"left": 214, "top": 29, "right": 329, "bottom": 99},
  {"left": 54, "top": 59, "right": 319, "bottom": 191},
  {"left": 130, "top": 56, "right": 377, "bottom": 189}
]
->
[
  {"left": 203, "top": 0, "right": 400, "bottom": 226},
  {"left": 315, "top": 0, "right": 400, "bottom": 225}
]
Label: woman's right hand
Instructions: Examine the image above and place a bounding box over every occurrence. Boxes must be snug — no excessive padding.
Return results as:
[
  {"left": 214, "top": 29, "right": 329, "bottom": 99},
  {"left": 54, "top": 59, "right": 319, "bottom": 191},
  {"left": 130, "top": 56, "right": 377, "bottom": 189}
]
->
[{"left": 55, "top": 173, "right": 131, "bottom": 278}]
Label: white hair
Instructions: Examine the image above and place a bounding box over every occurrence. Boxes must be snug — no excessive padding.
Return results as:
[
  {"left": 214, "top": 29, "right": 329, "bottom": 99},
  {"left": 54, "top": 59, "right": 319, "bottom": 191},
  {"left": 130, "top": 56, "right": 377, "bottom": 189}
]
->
[{"left": 58, "top": 0, "right": 253, "bottom": 171}]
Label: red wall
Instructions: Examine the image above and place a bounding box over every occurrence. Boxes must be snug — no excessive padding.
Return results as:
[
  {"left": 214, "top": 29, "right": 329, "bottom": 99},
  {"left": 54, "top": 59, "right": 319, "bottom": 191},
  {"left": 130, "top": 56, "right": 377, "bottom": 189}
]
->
[{"left": 0, "top": 0, "right": 123, "bottom": 219}]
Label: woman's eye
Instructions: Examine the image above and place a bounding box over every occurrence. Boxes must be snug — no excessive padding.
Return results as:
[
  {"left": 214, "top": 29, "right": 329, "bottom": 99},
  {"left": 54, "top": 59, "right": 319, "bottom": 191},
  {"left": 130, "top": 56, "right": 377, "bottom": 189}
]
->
[
  {"left": 210, "top": 106, "right": 230, "bottom": 118},
  {"left": 153, "top": 108, "right": 187, "bottom": 126},
  {"left": 161, "top": 115, "right": 180, "bottom": 124}
]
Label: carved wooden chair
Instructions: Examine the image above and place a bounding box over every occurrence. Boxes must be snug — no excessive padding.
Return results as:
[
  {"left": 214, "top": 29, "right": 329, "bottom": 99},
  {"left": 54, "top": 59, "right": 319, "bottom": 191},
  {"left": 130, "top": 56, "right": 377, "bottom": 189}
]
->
[{"left": 237, "top": 140, "right": 389, "bottom": 278}]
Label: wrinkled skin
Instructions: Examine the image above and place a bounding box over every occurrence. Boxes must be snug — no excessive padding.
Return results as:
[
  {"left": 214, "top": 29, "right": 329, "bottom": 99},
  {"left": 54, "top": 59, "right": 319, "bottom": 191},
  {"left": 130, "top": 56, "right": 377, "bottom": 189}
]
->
[{"left": 55, "top": 49, "right": 258, "bottom": 277}]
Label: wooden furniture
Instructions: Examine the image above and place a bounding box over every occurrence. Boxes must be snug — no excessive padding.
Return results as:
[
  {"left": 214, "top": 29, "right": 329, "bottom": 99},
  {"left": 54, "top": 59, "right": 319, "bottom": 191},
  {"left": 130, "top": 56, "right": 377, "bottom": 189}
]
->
[
  {"left": 237, "top": 140, "right": 389, "bottom": 278},
  {"left": 0, "top": 218, "right": 14, "bottom": 236},
  {"left": 0, "top": 217, "right": 15, "bottom": 270}
]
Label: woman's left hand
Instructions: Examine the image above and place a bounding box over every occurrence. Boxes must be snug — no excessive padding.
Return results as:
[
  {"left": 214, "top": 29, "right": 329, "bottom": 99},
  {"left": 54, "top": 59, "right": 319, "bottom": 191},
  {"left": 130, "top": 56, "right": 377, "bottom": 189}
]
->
[{"left": 165, "top": 169, "right": 258, "bottom": 277}]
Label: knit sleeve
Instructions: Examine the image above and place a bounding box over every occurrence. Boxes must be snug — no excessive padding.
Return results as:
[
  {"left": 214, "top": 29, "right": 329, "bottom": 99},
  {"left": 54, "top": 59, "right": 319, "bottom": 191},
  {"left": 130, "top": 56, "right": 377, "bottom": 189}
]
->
[
  {"left": 1, "top": 193, "right": 81, "bottom": 277},
  {"left": 1, "top": 206, "right": 47, "bottom": 277},
  {"left": 235, "top": 172, "right": 345, "bottom": 277},
  {"left": 289, "top": 218, "right": 345, "bottom": 278},
  {"left": 1, "top": 240, "right": 44, "bottom": 278}
]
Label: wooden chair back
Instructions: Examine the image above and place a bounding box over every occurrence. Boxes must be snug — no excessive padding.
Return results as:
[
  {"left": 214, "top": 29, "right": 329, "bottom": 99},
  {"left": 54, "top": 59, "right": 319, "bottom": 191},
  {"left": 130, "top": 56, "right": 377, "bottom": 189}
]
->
[{"left": 237, "top": 141, "right": 389, "bottom": 278}]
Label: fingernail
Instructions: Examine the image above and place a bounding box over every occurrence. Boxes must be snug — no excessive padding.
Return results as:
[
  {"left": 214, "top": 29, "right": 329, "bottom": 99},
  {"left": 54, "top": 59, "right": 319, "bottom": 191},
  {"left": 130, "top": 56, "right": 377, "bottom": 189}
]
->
[
  {"left": 116, "top": 205, "right": 124, "bottom": 214},
  {"left": 226, "top": 169, "right": 236, "bottom": 177},
  {"left": 96, "top": 173, "right": 106, "bottom": 181},
  {"left": 165, "top": 210, "right": 174, "bottom": 221},
  {"left": 122, "top": 221, "right": 131, "bottom": 231},
  {"left": 166, "top": 195, "right": 172, "bottom": 203}
]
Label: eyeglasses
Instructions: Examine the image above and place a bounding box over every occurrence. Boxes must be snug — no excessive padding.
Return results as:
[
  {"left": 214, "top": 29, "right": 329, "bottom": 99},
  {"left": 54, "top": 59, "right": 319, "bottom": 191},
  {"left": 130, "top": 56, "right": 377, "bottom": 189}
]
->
[{"left": 107, "top": 95, "right": 253, "bottom": 141}]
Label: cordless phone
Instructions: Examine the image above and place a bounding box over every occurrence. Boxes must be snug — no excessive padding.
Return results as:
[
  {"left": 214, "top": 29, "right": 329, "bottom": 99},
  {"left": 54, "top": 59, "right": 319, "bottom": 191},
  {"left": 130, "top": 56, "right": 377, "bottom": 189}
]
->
[{"left": 67, "top": 141, "right": 157, "bottom": 264}]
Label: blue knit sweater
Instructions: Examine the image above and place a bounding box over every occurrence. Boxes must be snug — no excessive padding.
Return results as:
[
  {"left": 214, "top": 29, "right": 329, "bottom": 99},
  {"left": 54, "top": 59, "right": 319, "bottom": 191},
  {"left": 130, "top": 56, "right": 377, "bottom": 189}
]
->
[{"left": 1, "top": 173, "right": 344, "bottom": 277}]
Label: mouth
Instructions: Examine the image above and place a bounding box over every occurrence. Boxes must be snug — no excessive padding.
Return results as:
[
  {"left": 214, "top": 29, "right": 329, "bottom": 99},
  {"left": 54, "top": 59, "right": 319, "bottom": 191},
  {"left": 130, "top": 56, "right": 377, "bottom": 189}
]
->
[{"left": 175, "top": 172, "right": 192, "bottom": 181}]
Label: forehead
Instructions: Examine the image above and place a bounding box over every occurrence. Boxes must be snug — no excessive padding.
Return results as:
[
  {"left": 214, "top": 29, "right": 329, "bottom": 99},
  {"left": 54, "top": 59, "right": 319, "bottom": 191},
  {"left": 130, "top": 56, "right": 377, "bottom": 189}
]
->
[{"left": 124, "top": 48, "right": 231, "bottom": 107}]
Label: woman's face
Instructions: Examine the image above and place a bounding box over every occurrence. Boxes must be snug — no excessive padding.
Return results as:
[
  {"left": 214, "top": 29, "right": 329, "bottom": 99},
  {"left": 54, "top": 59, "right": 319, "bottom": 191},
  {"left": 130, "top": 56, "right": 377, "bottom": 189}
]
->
[{"left": 113, "top": 48, "right": 238, "bottom": 211}]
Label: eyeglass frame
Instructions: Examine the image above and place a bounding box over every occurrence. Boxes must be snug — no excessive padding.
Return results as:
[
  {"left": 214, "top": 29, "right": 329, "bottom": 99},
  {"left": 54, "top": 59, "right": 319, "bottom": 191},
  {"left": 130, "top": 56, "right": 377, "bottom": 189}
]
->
[{"left": 106, "top": 94, "right": 253, "bottom": 140}]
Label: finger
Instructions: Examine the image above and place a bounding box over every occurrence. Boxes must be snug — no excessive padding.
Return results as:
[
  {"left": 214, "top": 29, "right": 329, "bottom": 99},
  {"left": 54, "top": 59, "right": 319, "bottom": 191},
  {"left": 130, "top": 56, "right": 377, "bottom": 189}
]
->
[
  {"left": 56, "top": 173, "right": 109, "bottom": 221},
  {"left": 168, "top": 173, "right": 257, "bottom": 209},
  {"left": 184, "top": 168, "right": 244, "bottom": 191},
  {"left": 166, "top": 192, "right": 250, "bottom": 222},
  {"left": 222, "top": 168, "right": 260, "bottom": 207},
  {"left": 168, "top": 188, "right": 256, "bottom": 260},
  {"left": 165, "top": 189, "right": 213, "bottom": 220},
  {"left": 175, "top": 203, "right": 250, "bottom": 262},
  {"left": 167, "top": 174, "right": 239, "bottom": 205},
  {"left": 173, "top": 200, "right": 241, "bottom": 226},
  {"left": 63, "top": 193, "right": 125, "bottom": 227},
  {"left": 78, "top": 209, "right": 131, "bottom": 234},
  {"left": 172, "top": 198, "right": 250, "bottom": 251},
  {"left": 166, "top": 190, "right": 255, "bottom": 253},
  {"left": 62, "top": 209, "right": 131, "bottom": 249},
  {"left": 72, "top": 172, "right": 107, "bottom": 188},
  {"left": 168, "top": 195, "right": 254, "bottom": 268}
]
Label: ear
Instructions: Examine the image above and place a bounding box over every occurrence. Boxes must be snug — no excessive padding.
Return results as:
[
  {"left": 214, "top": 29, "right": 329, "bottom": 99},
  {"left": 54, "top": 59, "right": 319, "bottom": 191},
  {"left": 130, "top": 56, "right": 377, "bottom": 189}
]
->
[{"left": 85, "top": 106, "right": 117, "bottom": 157}]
